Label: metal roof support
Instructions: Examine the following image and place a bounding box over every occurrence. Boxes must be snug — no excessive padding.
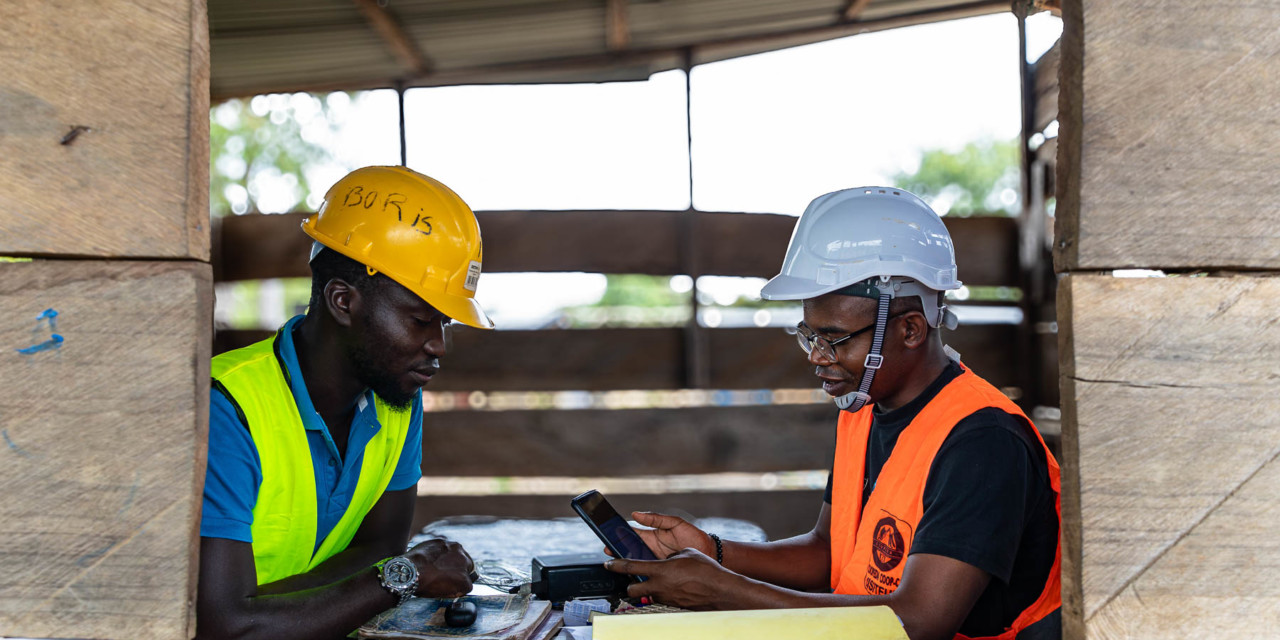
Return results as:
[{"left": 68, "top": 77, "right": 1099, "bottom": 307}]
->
[
  {"left": 841, "top": 0, "right": 874, "bottom": 22},
  {"left": 396, "top": 80, "right": 408, "bottom": 166},
  {"left": 607, "top": 0, "right": 631, "bottom": 51},
  {"left": 214, "top": 1, "right": 1011, "bottom": 100},
  {"left": 352, "top": 0, "right": 433, "bottom": 76},
  {"left": 679, "top": 47, "right": 709, "bottom": 389}
]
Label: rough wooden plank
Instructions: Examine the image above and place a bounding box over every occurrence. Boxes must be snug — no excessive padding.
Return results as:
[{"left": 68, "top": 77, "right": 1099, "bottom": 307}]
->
[
  {"left": 214, "top": 324, "right": 1023, "bottom": 393},
  {"left": 1054, "top": 0, "right": 1280, "bottom": 271},
  {"left": 1032, "top": 39, "right": 1059, "bottom": 134},
  {"left": 213, "top": 210, "right": 1022, "bottom": 286},
  {"left": 1086, "top": 453, "right": 1280, "bottom": 638},
  {"left": 411, "top": 491, "right": 827, "bottom": 542},
  {"left": 0, "top": 260, "right": 211, "bottom": 639},
  {"left": 1052, "top": 0, "right": 1082, "bottom": 276},
  {"left": 446, "top": 326, "right": 685, "bottom": 391},
  {"left": 440, "top": 324, "right": 1020, "bottom": 393},
  {"left": 1058, "top": 274, "right": 1280, "bottom": 638},
  {"left": 421, "top": 404, "right": 836, "bottom": 477},
  {"left": 210, "top": 212, "right": 311, "bottom": 283},
  {"left": 0, "top": 0, "right": 210, "bottom": 260},
  {"left": 1038, "top": 329, "right": 1060, "bottom": 408}
]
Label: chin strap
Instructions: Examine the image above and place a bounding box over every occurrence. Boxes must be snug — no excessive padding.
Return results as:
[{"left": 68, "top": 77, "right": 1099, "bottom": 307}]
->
[{"left": 835, "top": 289, "right": 891, "bottom": 413}]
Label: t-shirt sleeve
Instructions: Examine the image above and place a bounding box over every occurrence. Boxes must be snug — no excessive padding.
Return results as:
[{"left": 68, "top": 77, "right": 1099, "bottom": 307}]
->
[
  {"left": 386, "top": 393, "right": 423, "bottom": 492},
  {"left": 909, "top": 411, "right": 1040, "bottom": 584},
  {"left": 200, "top": 387, "right": 262, "bottom": 542}
]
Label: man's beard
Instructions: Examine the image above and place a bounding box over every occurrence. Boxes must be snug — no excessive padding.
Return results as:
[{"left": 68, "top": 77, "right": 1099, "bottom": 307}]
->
[{"left": 347, "top": 337, "right": 419, "bottom": 411}]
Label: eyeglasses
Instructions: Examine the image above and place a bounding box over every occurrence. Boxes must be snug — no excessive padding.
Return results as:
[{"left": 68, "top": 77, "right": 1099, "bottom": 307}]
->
[{"left": 794, "top": 312, "right": 908, "bottom": 363}]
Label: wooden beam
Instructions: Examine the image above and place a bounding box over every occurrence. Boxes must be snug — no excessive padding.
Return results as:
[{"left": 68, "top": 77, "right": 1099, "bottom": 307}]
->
[
  {"left": 411, "top": 491, "right": 826, "bottom": 542},
  {"left": 213, "top": 210, "right": 1023, "bottom": 287},
  {"left": 606, "top": 0, "right": 630, "bottom": 51},
  {"left": 352, "top": 0, "right": 432, "bottom": 76},
  {"left": 0, "top": 260, "right": 211, "bottom": 639},
  {"left": 421, "top": 404, "right": 835, "bottom": 477},
  {"left": 214, "top": 323, "right": 1025, "bottom": 394},
  {"left": 1059, "top": 274, "right": 1280, "bottom": 638},
  {"left": 842, "top": 0, "right": 875, "bottom": 22},
  {"left": 1031, "top": 39, "right": 1059, "bottom": 134},
  {"left": 1054, "top": 0, "right": 1280, "bottom": 272},
  {"left": 0, "top": 0, "right": 209, "bottom": 260},
  {"left": 1034, "top": 0, "right": 1061, "bottom": 15}
]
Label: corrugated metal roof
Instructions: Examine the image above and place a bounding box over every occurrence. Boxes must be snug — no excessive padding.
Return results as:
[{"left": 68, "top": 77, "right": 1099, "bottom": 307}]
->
[{"left": 209, "top": 0, "right": 1008, "bottom": 99}]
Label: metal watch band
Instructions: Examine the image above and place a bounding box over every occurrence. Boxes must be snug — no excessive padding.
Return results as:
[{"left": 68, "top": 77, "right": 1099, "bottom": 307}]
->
[{"left": 377, "top": 556, "right": 418, "bottom": 607}]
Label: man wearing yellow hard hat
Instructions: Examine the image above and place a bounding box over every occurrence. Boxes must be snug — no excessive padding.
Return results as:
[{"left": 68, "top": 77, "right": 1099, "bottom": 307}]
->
[{"left": 197, "top": 166, "right": 493, "bottom": 639}]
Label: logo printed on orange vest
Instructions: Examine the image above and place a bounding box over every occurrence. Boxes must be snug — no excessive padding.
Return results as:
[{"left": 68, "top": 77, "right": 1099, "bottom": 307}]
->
[
  {"left": 862, "top": 511, "right": 913, "bottom": 595},
  {"left": 871, "top": 516, "right": 905, "bottom": 571}
]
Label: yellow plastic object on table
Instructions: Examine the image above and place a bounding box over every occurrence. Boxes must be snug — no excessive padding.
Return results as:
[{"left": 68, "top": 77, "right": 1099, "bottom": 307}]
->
[{"left": 592, "top": 605, "right": 907, "bottom": 640}]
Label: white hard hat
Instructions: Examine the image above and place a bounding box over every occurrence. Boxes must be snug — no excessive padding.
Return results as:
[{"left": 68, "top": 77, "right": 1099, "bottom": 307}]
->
[
  {"left": 762, "top": 187, "right": 961, "bottom": 298},
  {"left": 761, "top": 187, "right": 961, "bottom": 328}
]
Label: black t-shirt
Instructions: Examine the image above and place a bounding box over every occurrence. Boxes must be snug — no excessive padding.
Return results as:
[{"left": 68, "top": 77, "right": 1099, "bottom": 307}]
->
[{"left": 823, "top": 362, "right": 1059, "bottom": 638}]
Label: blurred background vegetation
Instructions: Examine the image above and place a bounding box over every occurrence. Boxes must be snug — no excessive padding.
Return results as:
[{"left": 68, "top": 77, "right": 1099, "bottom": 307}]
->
[{"left": 210, "top": 92, "right": 1023, "bottom": 330}]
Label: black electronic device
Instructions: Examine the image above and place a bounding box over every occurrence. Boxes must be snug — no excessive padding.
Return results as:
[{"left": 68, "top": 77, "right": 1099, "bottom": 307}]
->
[
  {"left": 570, "top": 490, "right": 658, "bottom": 562},
  {"left": 443, "top": 600, "right": 478, "bottom": 627},
  {"left": 528, "top": 551, "right": 630, "bottom": 603}
]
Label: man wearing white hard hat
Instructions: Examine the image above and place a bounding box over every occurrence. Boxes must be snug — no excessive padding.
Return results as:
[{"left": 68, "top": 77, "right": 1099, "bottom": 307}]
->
[{"left": 606, "top": 188, "right": 1062, "bottom": 640}]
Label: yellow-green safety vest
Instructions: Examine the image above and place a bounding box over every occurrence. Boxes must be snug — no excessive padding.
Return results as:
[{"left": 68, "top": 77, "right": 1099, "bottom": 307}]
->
[{"left": 211, "top": 334, "right": 413, "bottom": 586}]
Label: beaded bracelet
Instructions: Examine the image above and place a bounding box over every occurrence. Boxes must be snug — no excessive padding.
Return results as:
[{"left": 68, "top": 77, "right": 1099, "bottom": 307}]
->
[{"left": 708, "top": 533, "right": 724, "bottom": 565}]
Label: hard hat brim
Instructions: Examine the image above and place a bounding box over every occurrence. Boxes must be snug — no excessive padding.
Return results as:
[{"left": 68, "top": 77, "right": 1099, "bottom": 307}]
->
[
  {"left": 759, "top": 274, "right": 845, "bottom": 301},
  {"left": 303, "top": 217, "right": 495, "bottom": 330},
  {"left": 409, "top": 284, "right": 495, "bottom": 330}
]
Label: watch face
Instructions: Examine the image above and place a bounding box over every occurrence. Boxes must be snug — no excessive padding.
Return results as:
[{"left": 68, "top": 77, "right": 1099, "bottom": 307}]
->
[{"left": 383, "top": 557, "right": 417, "bottom": 590}]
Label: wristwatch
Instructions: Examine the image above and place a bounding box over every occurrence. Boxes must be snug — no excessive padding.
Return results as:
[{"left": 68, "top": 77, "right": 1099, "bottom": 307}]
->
[{"left": 376, "top": 556, "right": 419, "bottom": 607}]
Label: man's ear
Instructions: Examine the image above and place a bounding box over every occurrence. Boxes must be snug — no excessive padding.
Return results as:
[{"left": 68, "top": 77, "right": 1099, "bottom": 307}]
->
[
  {"left": 900, "top": 311, "right": 930, "bottom": 350},
  {"left": 323, "top": 279, "right": 360, "bottom": 328}
]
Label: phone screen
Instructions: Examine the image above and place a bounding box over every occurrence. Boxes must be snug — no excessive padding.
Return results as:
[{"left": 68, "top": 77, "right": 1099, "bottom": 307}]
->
[{"left": 571, "top": 490, "right": 658, "bottom": 561}]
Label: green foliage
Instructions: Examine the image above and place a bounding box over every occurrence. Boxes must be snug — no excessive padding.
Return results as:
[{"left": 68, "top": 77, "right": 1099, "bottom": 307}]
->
[
  {"left": 209, "top": 93, "right": 345, "bottom": 217},
  {"left": 892, "top": 138, "right": 1020, "bottom": 216},
  {"left": 595, "top": 275, "right": 688, "bottom": 307}
]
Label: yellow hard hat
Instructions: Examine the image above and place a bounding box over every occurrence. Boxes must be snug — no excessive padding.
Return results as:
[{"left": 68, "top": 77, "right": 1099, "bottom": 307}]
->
[{"left": 302, "top": 166, "right": 494, "bottom": 329}]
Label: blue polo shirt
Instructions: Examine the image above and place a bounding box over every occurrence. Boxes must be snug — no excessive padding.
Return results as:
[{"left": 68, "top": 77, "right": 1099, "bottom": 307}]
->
[{"left": 201, "top": 315, "right": 423, "bottom": 551}]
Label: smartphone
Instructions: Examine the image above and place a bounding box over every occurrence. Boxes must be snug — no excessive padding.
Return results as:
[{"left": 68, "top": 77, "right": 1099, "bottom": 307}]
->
[{"left": 570, "top": 490, "right": 658, "bottom": 562}]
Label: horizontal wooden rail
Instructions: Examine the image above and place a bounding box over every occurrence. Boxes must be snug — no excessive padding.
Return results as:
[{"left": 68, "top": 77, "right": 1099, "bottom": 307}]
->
[
  {"left": 215, "top": 324, "right": 1022, "bottom": 392},
  {"left": 213, "top": 210, "right": 1021, "bottom": 286},
  {"left": 411, "top": 490, "right": 827, "bottom": 542},
  {"left": 421, "top": 404, "right": 834, "bottom": 477}
]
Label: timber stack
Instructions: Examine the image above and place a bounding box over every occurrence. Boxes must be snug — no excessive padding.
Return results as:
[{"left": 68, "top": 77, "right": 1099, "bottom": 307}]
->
[{"left": 0, "top": 1, "right": 211, "bottom": 639}]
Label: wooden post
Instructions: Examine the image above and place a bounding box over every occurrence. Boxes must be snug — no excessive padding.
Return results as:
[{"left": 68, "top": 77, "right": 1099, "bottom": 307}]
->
[
  {"left": 1056, "top": 0, "right": 1280, "bottom": 637},
  {"left": 0, "top": 1, "right": 210, "bottom": 638}
]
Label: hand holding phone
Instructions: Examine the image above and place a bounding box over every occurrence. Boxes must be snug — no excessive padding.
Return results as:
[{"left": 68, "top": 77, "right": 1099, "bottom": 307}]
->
[{"left": 570, "top": 490, "right": 658, "bottom": 562}]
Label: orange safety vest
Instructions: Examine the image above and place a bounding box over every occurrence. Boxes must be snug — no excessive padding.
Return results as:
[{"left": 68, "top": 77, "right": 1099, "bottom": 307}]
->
[{"left": 829, "top": 364, "right": 1061, "bottom": 640}]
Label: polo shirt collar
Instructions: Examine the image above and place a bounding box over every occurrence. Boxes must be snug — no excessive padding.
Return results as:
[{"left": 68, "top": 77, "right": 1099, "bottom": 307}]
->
[{"left": 276, "top": 315, "right": 378, "bottom": 435}]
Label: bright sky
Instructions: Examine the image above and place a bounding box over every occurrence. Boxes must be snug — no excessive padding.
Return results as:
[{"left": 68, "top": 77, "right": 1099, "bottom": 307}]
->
[{"left": 230, "top": 12, "right": 1063, "bottom": 330}]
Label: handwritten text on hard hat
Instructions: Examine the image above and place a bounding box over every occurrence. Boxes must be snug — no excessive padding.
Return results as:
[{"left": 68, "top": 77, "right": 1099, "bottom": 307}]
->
[{"left": 341, "top": 186, "right": 433, "bottom": 236}]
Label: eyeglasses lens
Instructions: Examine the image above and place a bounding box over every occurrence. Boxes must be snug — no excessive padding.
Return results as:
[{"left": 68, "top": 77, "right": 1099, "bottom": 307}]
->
[{"left": 795, "top": 328, "right": 836, "bottom": 362}]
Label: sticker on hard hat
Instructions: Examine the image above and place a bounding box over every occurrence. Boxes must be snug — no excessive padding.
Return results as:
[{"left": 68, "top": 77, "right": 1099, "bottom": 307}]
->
[{"left": 464, "top": 261, "right": 482, "bottom": 292}]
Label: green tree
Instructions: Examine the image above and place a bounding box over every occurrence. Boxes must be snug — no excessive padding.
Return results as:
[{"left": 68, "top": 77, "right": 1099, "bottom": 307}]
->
[
  {"left": 892, "top": 138, "right": 1020, "bottom": 216},
  {"left": 595, "top": 275, "right": 688, "bottom": 307},
  {"left": 209, "top": 93, "right": 345, "bottom": 217}
]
